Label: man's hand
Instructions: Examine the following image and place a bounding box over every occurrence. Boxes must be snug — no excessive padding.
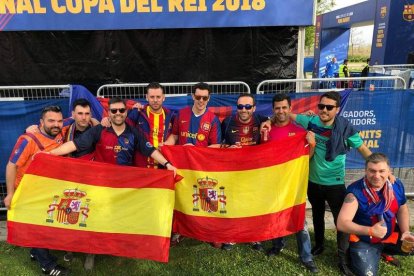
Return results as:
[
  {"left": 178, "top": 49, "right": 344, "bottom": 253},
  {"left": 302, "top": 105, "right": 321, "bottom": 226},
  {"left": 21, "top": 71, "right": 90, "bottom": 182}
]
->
[
  {"left": 306, "top": 131, "right": 316, "bottom": 147},
  {"left": 388, "top": 173, "right": 396, "bottom": 184},
  {"left": 401, "top": 231, "right": 414, "bottom": 242},
  {"left": 260, "top": 120, "right": 272, "bottom": 132},
  {"left": 166, "top": 163, "right": 177, "bottom": 177},
  {"left": 101, "top": 117, "right": 111, "bottom": 127},
  {"left": 26, "top": 124, "right": 39, "bottom": 133},
  {"left": 301, "top": 110, "right": 315, "bottom": 116},
  {"left": 183, "top": 143, "right": 195, "bottom": 146},
  {"left": 371, "top": 221, "right": 387, "bottom": 238},
  {"left": 3, "top": 193, "right": 14, "bottom": 210},
  {"left": 133, "top": 102, "right": 144, "bottom": 110}
]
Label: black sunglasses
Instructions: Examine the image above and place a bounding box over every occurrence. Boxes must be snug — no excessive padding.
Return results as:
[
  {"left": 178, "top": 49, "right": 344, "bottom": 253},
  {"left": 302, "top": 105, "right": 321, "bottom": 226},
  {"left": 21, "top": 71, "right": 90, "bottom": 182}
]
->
[
  {"left": 110, "top": 108, "right": 126, "bottom": 114},
  {"left": 317, "top": 104, "right": 337, "bottom": 111},
  {"left": 237, "top": 104, "right": 254, "bottom": 110},
  {"left": 194, "top": 95, "right": 209, "bottom": 101}
]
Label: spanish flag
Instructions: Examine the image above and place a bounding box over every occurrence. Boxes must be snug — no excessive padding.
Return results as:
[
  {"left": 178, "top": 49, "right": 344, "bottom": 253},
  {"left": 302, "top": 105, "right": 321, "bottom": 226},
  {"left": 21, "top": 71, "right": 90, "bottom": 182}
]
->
[
  {"left": 7, "top": 154, "right": 175, "bottom": 262},
  {"left": 161, "top": 134, "right": 309, "bottom": 243}
]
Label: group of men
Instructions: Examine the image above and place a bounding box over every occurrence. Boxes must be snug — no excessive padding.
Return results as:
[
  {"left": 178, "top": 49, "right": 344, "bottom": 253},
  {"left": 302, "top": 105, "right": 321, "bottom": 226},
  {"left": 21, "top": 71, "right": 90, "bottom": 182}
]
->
[{"left": 4, "top": 82, "right": 413, "bottom": 275}]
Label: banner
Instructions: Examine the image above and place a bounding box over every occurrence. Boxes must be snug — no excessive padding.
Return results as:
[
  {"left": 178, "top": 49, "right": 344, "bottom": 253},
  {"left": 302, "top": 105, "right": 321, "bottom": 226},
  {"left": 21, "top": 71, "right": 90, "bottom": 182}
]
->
[
  {"left": 7, "top": 154, "right": 175, "bottom": 262},
  {"left": 161, "top": 134, "right": 309, "bottom": 243},
  {"left": 0, "top": 0, "right": 315, "bottom": 31}
]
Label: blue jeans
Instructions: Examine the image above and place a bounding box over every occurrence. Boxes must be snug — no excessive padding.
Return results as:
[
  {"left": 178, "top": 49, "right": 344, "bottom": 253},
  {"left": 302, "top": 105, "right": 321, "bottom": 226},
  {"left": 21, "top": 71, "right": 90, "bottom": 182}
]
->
[
  {"left": 30, "top": 248, "right": 57, "bottom": 270},
  {"left": 272, "top": 221, "right": 313, "bottom": 262},
  {"left": 349, "top": 241, "right": 383, "bottom": 276}
]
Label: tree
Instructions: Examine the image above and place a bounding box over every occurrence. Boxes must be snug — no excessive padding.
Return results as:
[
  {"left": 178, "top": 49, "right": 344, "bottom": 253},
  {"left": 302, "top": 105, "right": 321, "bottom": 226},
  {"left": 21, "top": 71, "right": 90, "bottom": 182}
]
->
[{"left": 305, "top": 0, "right": 336, "bottom": 56}]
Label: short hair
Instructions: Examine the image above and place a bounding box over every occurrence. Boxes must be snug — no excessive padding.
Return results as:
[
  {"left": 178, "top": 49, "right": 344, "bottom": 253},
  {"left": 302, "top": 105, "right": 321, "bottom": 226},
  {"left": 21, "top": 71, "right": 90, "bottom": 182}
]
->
[
  {"left": 146, "top": 82, "right": 164, "bottom": 94},
  {"left": 365, "top": 153, "right": 390, "bottom": 168},
  {"left": 108, "top": 97, "right": 126, "bottom": 107},
  {"left": 41, "top": 105, "right": 62, "bottom": 119},
  {"left": 344, "top": 59, "right": 348, "bottom": 63},
  {"left": 237, "top": 93, "right": 255, "bottom": 106},
  {"left": 72, "top": 98, "right": 91, "bottom": 111},
  {"left": 367, "top": 58, "right": 371, "bottom": 62},
  {"left": 193, "top": 82, "right": 211, "bottom": 95},
  {"left": 272, "top": 93, "right": 291, "bottom": 108},
  {"left": 320, "top": 91, "right": 341, "bottom": 107}
]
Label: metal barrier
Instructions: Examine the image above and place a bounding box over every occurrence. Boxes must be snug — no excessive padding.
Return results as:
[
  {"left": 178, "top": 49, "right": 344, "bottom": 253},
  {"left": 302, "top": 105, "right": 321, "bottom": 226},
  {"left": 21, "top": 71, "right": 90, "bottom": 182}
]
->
[
  {"left": 370, "top": 64, "right": 414, "bottom": 75},
  {"left": 0, "top": 85, "right": 72, "bottom": 101},
  {"left": 97, "top": 81, "right": 251, "bottom": 99},
  {"left": 256, "top": 76, "right": 407, "bottom": 94}
]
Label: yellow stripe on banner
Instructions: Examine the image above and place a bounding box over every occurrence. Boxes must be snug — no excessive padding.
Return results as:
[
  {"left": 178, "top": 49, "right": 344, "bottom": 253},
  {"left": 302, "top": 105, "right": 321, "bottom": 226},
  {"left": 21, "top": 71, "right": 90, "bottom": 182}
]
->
[
  {"left": 8, "top": 175, "right": 174, "bottom": 237},
  {"left": 175, "top": 155, "right": 309, "bottom": 218}
]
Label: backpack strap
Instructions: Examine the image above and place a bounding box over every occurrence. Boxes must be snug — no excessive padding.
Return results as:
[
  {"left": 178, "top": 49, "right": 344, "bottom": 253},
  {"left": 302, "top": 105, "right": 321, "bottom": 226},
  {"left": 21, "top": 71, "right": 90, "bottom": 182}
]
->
[{"left": 23, "top": 133, "right": 45, "bottom": 151}]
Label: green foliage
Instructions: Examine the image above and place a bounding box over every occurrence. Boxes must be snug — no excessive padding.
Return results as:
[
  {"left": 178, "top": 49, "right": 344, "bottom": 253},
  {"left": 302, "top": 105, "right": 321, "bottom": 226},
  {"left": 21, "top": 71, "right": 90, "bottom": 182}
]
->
[
  {"left": 1, "top": 230, "right": 413, "bottom": 276},
  {"left": 348, "top": 55, "right": 370, "bottom": 63},
  {"left": 305, "top": 0, "right": 336, "bottom": 50}
]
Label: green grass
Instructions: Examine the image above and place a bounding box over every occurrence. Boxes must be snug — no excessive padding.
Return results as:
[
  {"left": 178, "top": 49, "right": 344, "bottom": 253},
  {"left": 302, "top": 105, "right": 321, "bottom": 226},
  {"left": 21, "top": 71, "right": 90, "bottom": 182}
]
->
[{"left": 0, "top": 230, "right": 413, "bottom": 276}]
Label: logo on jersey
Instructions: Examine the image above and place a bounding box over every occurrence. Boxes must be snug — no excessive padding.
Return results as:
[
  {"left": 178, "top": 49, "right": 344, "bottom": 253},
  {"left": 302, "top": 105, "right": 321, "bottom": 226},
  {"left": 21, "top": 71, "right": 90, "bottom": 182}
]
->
[
  {"left": 403, "top": 5, "right": 414, "bottom": 21},
  {"left": 202, "top": 123, "right": 211, "bottom": 131},
  {"left": 242, "top": 126, "right": 250, "bottom": 134},
  {"left": 46, "top": 189, "right": 90, "bottom": 227},
  {"left": 123, "top": 138, "right": 130, "bottom": 144},
  {"left": 192, "top": 176, "right": 227, "bottom": 214},
  {"left": 146, "top": 142, "right": 154, "bottom": 148},
  {"left": 197, "top": 133, "right": 206, "bottom": 141},
  {"left": 114, "top": 145, "right": 122, "bottom": 153}
]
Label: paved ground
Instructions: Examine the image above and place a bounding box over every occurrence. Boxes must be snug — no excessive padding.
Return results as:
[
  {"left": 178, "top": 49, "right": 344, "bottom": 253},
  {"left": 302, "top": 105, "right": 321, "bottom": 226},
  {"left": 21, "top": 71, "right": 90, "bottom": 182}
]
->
[{"left": 1, "top": 199, "right": 414, "bottom": 242}]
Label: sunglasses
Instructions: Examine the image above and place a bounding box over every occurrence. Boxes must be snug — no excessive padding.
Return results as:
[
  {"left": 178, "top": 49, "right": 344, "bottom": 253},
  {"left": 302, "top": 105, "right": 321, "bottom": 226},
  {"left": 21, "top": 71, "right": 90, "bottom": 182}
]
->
[
  {"left": 194, "top": 95, "right": 209, "bottom": 101},
  {"left": 237, "top": 104, "right": 254, "bottom": 110},
  {"left": 109, "top": 108, "right": 126, "bottom": 114},
  {"left": 317, "top": 104, "right": 337, "bottom": 111}
]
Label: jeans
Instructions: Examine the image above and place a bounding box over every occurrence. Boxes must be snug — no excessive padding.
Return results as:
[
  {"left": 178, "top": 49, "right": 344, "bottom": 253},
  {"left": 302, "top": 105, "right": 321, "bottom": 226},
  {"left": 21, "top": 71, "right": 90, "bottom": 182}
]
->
[
  {"left": 307, "top": 181, "right": 350, "bottom": 263},
  {"left": 30, "top": 248, "right": 57, "bottom": 270},
  {"left": 349, "top": 241, "right": 383, "bottom": 276},
  {"left": 272, "top": 220, "right": 313, "bottom": 262}
]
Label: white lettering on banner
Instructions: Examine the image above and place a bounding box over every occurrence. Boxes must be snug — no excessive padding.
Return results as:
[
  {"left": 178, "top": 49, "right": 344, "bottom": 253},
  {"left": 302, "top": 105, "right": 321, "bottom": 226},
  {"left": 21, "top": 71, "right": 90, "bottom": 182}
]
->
[{"left": 342, "top": 109, "right": 381, "bottom": 149}]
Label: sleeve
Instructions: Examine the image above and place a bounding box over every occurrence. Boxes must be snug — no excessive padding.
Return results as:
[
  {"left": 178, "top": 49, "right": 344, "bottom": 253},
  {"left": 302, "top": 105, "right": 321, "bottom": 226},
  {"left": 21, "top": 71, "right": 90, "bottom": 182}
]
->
[
  {"left": 295, "top": 114, "right": 311, "bottom": 129},
  {"left": 134, "top": 130, "right": 156, "bottom": 157},
  {"left": 347, "top": 132, "right": 364, "bottom": 149},
  {"left": 73, "top": 125, "right": 103, "bottom": 152},
  {"left": 256, "top": 114, "right": 270, "bottom": 123},
  {"left": 171, "top": 112, "right": 180, "bottom": 135},
  {"left": 394, "top": 179, "right": 407, "bottom": 206},
  {"left": 208, "top": 116, "right": 222, "bottom": 144},
  {"left": 221, "top": 117, "right": 230, "bottom": 143},
  {"left": 126, "top": 109, "right": 139, "bottom": 127},
  {"left": 9, "top": 136, "right": 34, "bottom": 167}
]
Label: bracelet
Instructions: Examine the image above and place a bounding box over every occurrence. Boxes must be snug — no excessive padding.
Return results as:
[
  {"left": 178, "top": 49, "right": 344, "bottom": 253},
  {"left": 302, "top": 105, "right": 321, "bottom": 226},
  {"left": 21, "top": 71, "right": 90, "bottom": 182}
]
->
[
  {"left": 368, "top": 227, "right": 373, "bottom": 237},
  {"left": 164, "top": 161, "right": 171, "bottom": 167}
]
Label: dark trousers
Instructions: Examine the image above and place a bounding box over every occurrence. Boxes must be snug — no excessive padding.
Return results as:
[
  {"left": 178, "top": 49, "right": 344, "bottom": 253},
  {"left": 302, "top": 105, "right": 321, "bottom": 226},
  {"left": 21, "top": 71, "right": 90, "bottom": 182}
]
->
[
  {"left": 307, "top": 181, "right": 349, "bottom": 263},
  {"left": 30, "top": 248, "right": 57, "bottom": 270}
]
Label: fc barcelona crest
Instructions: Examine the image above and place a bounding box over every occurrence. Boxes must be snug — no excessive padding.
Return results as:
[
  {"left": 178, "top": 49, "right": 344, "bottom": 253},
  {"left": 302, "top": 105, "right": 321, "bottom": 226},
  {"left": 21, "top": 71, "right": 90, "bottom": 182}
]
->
[
  {"left": 403, "top": 5, "right": 414, "bottom": 21},
  {"left": 192, "top": 176, "right": 227, "bottom": 213},
  {"left": 46, "top": 188, "right": 90, "bottom": 227}
]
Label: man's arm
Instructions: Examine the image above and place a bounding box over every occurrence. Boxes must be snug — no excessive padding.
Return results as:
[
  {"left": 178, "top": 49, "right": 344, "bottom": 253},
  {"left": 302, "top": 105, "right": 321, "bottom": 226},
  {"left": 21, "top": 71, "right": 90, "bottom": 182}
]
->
[
  {"left": 164, "top": 134, "right": 178, "bottom": 145},
  {"left": 49, "top": 141, "right": 77, "bottom": 156},
  {"left": 4, "top": 161, "right": 17, "bottom": 210},
  {"left": 337, "top": 193, "right": 387, "bottom": 238},
  {"left": 357, "top": 144, "right": 372, "bottom": 159},
  {"left": 397, "top": 204, "right": 410, "bottom": 235},
  {"left": 150, "top": 150, "right": 177, "bottom": 176}
]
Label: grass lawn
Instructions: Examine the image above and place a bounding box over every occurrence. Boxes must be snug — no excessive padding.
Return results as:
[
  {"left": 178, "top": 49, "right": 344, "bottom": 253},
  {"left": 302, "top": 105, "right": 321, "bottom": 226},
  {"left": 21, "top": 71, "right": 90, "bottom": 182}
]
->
[{"left": 1, "top": 230, "right": 413, "bottom": 276}]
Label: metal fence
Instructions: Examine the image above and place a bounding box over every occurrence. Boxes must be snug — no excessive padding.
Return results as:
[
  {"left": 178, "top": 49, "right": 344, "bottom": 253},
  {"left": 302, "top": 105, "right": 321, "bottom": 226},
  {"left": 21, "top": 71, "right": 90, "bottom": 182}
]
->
[
  {"left": 369, "top": 64, "right": 414, "bottom": 75},
  {"left": 97, "top": 81, "right": 251, "bottom": 99},
  {"left": 0, "top": 85, "right": 72, "bottom": 101},
  {"left": 256, "top": 76, "right": 407, "bottom": 94}
]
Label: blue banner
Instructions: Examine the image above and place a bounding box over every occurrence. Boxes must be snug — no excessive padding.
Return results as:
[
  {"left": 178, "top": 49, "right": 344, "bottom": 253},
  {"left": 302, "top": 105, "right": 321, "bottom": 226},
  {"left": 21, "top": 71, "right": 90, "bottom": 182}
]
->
[{"left": 0, "top": 0, "right": 314, "bottom": 31}]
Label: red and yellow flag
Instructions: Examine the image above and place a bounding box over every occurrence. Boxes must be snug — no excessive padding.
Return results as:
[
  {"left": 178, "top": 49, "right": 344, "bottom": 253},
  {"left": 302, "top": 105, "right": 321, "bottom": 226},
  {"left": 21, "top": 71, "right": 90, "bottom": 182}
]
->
[
  {"left": 7, "top": 154, "right": 175, "bottom": 262},
  {"left": 161, "top": 134, "right": 309, "bottom": 243}
]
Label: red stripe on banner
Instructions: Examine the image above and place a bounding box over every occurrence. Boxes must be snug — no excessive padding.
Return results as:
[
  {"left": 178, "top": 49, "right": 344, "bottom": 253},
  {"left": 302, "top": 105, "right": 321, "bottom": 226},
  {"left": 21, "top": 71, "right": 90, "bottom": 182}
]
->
[
  {"left": 162, "top": 133, "right": 308, "bottom": 171},
  {"left": 292, "top": 94, "right": 320, "bottom": 115},
  {"left": 7, "top": 221, "right": 170, "bottom": 262},
  {"left": 26, "top": 154, "right": 175, "bottom": 190},
  {"left": 173, "top": 203, "right": 305, "bottom": 243}
]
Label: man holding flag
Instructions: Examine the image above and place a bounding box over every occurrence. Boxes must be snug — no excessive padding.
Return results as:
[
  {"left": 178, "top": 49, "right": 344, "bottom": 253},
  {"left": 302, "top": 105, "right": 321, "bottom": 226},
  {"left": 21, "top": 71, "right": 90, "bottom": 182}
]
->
[{"left": 5, "top": 105, "right": 69, "bottom": 276}]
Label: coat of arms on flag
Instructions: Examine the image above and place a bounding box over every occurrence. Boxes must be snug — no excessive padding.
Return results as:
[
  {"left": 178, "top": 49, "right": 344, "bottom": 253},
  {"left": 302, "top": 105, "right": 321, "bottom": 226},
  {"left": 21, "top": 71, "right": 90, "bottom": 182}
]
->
[
  {"left": 46, "top": 189, "right": 90, "bottom": 227},
  {"left": 192, "top": 176, "right": 227, "bottom": 214}
]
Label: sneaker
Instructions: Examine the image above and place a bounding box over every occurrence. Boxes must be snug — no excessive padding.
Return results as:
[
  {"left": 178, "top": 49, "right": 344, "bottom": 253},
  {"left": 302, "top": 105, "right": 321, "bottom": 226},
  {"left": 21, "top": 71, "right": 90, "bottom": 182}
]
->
[
  {"left": 381, "top": 253, "right": 401, "bottom": 267},
  {"left": 84, "top": 254, "right": 95, "bottom": 271},
  {"left": 311, "top": 245, "right": 324, "bottom": 256},
  {"left": 338, "top": 262, "right": 355, "bottom": 276},
  {"left": 30, "top": 254, "right": 36, "bottom": 261},
  {"left": 42, "top": 265, "right": 69, "bottom": 276},
  {"left": 170, "top": 233, "right": 184, "bottom": 247},
  {"left": 221, "top": 243, "right": 234, "bottom": 251},
  {"left": 251, "top": 242, "right": 264, "bottom": 251},
  {"left": 210, "top": 242, "right": 223, "bottom": 248},
  {"left": 63, "top": 252, "right": 73, "bottom": 262},
  {"left": 302, "top": 260, "right": 319, "bottom": 273},
  {"left": 266, "top": 247, "right": 284, "bottom": 257}
]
